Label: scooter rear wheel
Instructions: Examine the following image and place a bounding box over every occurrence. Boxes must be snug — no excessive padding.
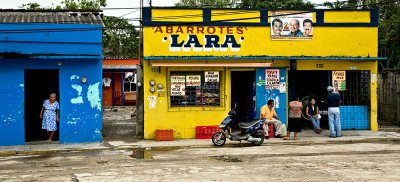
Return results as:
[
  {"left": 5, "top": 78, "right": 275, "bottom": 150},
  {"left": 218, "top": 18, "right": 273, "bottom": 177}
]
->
[{"left": 212, "top": 132, "right": 226, "bottom": 146}]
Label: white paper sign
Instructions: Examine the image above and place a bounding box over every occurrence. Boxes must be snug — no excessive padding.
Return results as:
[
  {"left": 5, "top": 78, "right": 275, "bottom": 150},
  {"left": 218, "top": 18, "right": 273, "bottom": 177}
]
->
[
  {"left": 266, "top": 69, "right": 280, "bottom": 89},
  {"left": 279, "top": 83, "right": 286, "bottom": 93},
  {"left": 205, "top": 71, "right": 219, "bottom": 82},
  {"left": 170, "top": 75, "right": 186, "bottom": 96},
  {"left": 332, "top": 71, "right": 346, "bottom": 91},
  {"left": 186, "top": 75, "right": 201, "bottom": 86},
  {"left": 371, "top": 74, "right": 377, "bottom": 83}
]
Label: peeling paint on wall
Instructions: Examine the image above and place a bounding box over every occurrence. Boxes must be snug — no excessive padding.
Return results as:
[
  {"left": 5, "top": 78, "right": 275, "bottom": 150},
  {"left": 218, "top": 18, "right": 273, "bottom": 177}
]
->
[
  {"left": 275, "top": 96, "right": 280, "bottom": 108},
  {"left": 70, "top": 75, "right": 80, "bottom": 81},
  {"left": 87, "top": 82, "right": 101, "bottom": 110},
  {"left": 71, "top": 84, "right": 84, "bottom": 104},
  {"left": 67, "top": 117, "right": 80, "bottom": 125},
  {"left": 148, "top": 96, "right": 156, "bottom": 109}
]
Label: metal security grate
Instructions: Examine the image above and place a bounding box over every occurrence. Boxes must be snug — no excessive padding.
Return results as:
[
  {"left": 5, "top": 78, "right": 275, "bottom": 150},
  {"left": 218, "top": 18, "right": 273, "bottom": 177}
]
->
[{"left": 341, "top": 71, "right": 370, "bottom": 106}]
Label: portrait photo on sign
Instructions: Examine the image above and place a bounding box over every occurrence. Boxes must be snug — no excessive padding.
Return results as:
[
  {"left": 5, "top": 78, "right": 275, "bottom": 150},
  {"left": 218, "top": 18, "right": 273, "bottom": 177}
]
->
[{"left": 270, "top": 11, "right": 313, "bottom": 40}]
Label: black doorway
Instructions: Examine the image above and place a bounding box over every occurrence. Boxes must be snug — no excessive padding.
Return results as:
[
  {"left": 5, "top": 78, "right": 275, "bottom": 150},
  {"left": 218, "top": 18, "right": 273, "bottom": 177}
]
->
[
  {"left": 25, "top": 69, "right": 60, "bottom": 142},
  {"left": 288, "top": 71, "right": 330, "bottom": 129},
  {"left": 231, "top": 71, "right": 256, "bottom": 123}
]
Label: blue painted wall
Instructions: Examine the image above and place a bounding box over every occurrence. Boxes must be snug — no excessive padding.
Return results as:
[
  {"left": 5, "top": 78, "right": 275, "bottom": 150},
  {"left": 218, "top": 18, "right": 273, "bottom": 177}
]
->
[
  {"left": 0, "top": 23, "right": 102, "bottom": 146},
  {"left": 0, "top": 61, "right": 25, "bottom": 145},
  {"left": 256, "top": 68, "right": 287, "bottom": 125},
  {"left": 0, "top": 23, "right": 101, "bottom": 56}
]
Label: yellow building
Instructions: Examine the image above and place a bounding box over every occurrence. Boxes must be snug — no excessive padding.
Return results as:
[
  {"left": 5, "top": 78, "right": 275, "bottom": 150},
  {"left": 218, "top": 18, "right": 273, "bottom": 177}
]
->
[{"left": 142, "top": 8, "right": 384, "bottom": 139}]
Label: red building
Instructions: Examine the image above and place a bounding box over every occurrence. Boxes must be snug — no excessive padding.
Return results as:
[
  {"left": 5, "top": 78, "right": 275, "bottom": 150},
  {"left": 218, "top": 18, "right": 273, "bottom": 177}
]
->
[{"left": 102, "top": 58, "right": 139, "bottom": 106}]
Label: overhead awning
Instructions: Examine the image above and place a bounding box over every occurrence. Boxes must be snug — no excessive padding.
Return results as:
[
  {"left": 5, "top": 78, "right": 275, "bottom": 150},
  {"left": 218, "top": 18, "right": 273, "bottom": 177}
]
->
[
  {"left": 102, "top": 65, "right": 137, "bottom": 70},
  {"left": 151, "top": 63, "right": 272, "bottom": 67}
]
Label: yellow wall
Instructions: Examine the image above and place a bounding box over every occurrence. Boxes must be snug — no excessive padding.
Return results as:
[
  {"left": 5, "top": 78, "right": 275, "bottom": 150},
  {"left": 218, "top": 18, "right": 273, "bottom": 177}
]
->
[
  {"left": 143, "top": 60, "right": 230, "bottom": 139},
  {"left": 324, "top": 11, "right": 370, "bottom": 23},
  {"left": 151, "top": 9, "right": 203, "bottom": 22},
  {"left": 144, "top": 27, "right": 377, "bottom": 57},
  {"left": 211, "top": 10, "right": 260, "bottom": 22},
  {"left": 297, "top": 60, "right": 378, "bottom": 131}
]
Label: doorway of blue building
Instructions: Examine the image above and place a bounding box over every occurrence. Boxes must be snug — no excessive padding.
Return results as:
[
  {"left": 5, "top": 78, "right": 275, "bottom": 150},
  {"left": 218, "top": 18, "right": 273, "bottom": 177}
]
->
[
  {"left": 231, "top": 71, "right": 256, "bottom": 127},
  {"left": 24, "top": 69, "right": 60, "bottom": 142}
]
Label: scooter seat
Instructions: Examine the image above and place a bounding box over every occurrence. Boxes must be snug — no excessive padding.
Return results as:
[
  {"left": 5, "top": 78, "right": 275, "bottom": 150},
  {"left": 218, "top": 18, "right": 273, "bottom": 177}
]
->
[{"left": 238, "top": 119, "right": 262, "bottom": 129}]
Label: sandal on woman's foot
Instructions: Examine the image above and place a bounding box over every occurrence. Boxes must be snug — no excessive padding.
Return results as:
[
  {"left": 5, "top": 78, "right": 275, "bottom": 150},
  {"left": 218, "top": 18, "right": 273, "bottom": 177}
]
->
[
  {"left": 294, "top": 137, "right": 298, "bottom": 140},
  {"left": 283, "top": 137, "right": 290, "bottom": 140}
]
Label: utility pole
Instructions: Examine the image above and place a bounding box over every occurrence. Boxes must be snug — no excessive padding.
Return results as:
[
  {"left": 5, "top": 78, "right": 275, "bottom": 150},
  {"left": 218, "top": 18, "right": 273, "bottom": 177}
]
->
[{"left": 136, "top": 0, "right": 144, "bottom": 139}]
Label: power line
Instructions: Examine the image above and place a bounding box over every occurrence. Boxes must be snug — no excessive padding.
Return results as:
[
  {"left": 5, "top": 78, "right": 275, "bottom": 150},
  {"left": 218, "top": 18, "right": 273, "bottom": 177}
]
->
[{"left": 0, "top": 0, "right": 398, "bottom": 33}]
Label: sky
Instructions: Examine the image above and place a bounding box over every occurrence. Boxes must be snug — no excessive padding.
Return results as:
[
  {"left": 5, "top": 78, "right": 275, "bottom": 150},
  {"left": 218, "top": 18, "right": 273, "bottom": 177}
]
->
[{"left": 0, "top": 0, "right": 334, "bottom": 26}]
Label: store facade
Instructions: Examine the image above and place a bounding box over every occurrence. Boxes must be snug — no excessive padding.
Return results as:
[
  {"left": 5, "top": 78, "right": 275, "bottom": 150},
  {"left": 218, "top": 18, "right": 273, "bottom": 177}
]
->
[{"left": 142, "top": 8, "right": 382, "bottom": 139}]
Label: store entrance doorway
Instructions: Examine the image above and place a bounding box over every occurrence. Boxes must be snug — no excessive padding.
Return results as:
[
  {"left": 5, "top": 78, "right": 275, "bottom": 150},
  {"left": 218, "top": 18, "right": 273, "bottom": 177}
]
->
[
  {"left": 231, "top": 71, "right": 256, "bottom": 123},
  {"left": 288, "top": 71, "right": 330, "bottom": 129}
]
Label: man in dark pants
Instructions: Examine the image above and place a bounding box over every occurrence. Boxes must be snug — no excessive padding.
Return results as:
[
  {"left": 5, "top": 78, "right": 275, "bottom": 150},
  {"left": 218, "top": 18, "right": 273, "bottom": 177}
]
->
[{"left": 327, "top": 86, "right": 341, "bottom": 138}]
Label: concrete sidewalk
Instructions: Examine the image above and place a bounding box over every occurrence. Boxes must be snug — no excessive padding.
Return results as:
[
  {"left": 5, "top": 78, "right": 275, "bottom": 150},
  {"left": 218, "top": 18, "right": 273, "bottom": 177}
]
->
[{"left": 1, "top": 130, "right": 400, "bottom": 155}]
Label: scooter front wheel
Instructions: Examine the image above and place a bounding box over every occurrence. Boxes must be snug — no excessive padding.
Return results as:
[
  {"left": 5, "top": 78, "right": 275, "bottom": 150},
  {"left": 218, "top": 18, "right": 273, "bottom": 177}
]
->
[
  {"left": 212, "top": 132, "right": 226, "bottom": 146},
  {"left": 252, "top": 131, "right": 264, "bottom": 146}
]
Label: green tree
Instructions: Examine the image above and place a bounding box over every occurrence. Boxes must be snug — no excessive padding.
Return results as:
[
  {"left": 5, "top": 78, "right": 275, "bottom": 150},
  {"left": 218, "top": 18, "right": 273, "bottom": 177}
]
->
[
  {"left": 103, "top": 16, "right": 139, "bottom": 58},
  {"left": 175, "top": 0, "right": 315, "bottom": 8},
  {"left": 175, "top": 0, "right": 238, "bottom": 8},
  {"left": 19, "top": 3, "right": 42, "bottom": 10},
  {"left": 20, "top": 0, "right": 138, "bottom": 58},
  {"left": 62, "top": 0, "right": 107, "bottom": 10},
  {"left": 240, "top": 0, "right": 315, "bottom": 8},
  {"left": 322, "top": 0, "right": 347, "bottom": 9},
  {"left": 324, "top": 0, "right": 400, "bottom": 68}
]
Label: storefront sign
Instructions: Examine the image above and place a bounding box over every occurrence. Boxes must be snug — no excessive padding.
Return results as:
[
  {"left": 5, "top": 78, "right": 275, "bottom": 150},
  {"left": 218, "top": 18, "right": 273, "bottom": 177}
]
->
[
  {"left": 205, "top": 71, "right": 219, "bottom": 82},
  {"left": 154, "top": 26, "right": 244, "bottom": 52},
  {"left": 186, "top": 75, "right": 201, "bottom": 86},
  {"left": 270, "top": 11, "right": 313, "bottom": 40},
  {"left": 266, "top": 69, "right": 280, "bottom": 89},
  {"left": 170, "top": 75, "right": 186, "bottom": 96},
  {"left": 332, "top": 71, "right": 346, "bottom": 91}
]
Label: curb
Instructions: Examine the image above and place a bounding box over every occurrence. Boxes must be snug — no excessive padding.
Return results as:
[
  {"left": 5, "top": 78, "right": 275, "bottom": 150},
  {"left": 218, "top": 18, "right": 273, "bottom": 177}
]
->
[
  {"left": 1, "top": 137, "right": 399, "bottom": 156},
  {"left": 111, "top": 137, "right": 400, "bottom": 150}
]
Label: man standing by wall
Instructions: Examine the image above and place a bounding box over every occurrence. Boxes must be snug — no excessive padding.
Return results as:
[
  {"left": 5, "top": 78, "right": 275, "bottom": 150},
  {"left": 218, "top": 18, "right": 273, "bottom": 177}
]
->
[{"left": 327, "top": 86, "right": 341, "bottom": 138}]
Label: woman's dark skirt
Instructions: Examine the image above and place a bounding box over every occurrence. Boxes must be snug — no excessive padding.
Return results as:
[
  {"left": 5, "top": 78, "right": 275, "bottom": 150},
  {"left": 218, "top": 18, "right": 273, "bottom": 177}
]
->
[{"left": 288, "top": 118, "right": 302, "bottom": 132}]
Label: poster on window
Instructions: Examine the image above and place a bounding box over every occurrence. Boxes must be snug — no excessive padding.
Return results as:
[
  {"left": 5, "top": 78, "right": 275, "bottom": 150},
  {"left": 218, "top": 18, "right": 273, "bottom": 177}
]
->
[
  {"left": 266, "top": 69, "right": 280, "bottom": 89},
  {"left": 186, "top": 75, "right": 201, "bottom": 87},
  {"left": 270, "top": 11, "right": 313, "bottom": 40},
  {"left": 170, "top": 75, "right": 186, "bottom": 96},
  {"left": 205, "top": 71, "right": 219, "bottom": 82},
  {"left": 332, "top": 71, "right": 346, "bottom": 91}
]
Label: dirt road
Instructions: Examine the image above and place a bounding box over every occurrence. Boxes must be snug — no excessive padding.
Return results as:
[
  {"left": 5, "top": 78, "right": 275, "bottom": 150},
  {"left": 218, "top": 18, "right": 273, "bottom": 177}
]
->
[{"left": 1, "top": 143, "right": 399, "bottom": 181}]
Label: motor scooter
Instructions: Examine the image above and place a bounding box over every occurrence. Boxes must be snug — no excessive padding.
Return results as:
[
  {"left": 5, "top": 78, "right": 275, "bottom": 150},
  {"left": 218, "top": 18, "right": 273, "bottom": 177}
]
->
[{"left": 211, "top": 106, "right": 265, "bottom": 146}]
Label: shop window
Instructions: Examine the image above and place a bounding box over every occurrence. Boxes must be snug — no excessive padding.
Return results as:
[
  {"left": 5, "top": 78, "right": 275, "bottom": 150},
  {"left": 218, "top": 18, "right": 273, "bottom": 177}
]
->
[
  {"left": 124, "top": 72, "right": 136, "bottom": 92},
  {"left": 169, "top": 71, "right": 222, "bottom": 107}
]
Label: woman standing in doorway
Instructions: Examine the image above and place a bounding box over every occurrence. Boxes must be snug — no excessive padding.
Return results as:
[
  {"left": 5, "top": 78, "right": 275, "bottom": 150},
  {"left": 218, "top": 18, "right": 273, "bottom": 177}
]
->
[
  {"left": 284, "top": 96, "right": 303, "bottom": 140},
  {"left": 39, "top": 93, "right": 60, "bottom": 142}
]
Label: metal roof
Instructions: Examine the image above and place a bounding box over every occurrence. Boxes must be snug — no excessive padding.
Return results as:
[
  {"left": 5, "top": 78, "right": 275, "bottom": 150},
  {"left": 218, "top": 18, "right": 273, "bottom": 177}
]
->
[{"left": 0, "top": 11, "right": 104, "bottom": 25}]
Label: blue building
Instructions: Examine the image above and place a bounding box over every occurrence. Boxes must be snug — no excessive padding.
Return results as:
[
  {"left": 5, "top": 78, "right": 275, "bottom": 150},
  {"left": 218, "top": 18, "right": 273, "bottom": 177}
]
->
[{"left": 0, "top": 10, "right": 103, "bottom": 146}]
